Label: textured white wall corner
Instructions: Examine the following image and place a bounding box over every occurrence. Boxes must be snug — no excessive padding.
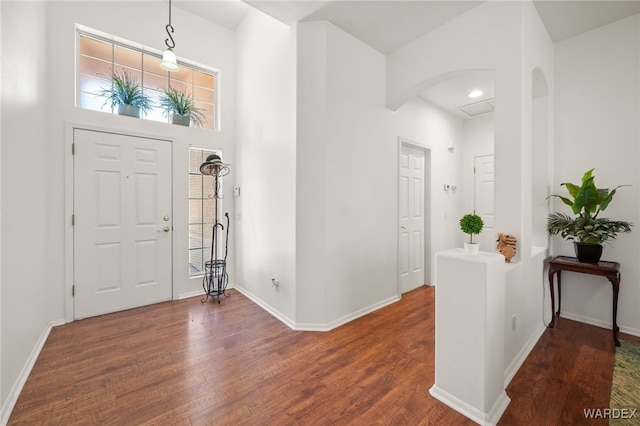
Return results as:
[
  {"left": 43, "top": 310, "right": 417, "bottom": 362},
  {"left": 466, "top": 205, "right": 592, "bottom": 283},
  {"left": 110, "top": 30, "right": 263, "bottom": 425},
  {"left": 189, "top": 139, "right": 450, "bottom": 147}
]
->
[{"left": 432, "top": 248, "right": 509, "bottom": 424}]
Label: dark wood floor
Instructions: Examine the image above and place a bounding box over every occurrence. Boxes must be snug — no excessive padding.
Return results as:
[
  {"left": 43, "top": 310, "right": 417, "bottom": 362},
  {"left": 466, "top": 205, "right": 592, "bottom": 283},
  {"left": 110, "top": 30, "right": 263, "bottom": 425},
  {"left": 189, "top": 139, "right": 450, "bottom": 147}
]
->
[{"left": 8, "top": 286, "right": 639, "bottom": 425}]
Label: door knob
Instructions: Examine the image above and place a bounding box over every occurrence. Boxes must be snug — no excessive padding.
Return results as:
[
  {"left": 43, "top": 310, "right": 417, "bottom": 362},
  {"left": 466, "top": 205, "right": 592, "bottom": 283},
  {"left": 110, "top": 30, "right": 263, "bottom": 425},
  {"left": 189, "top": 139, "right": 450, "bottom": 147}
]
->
[
  {"left": 401, "top": 226, "right": 406, "bottom": 230},
  {"left": 163, "top": 215, "right": 170, "bottom": 221},
  {"left": 163, "top": 226, "right": 170, "bottom": 232}
]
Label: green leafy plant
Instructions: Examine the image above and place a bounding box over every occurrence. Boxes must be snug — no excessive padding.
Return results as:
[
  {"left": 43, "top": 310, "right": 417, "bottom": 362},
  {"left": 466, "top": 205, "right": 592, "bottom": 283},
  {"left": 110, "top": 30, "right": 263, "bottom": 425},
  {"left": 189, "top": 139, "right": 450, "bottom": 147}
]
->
[
  {"left": 98, "top": 69, "right": 153, "bottom": 113},
  {"left": 547, "top": 169, "right": 632, "bottom": 244},
  {"left": 158, "top": 86, "right": 206, "bottom": 128},
  {"left": 460, "top": 213, "right": 484, "bottom": 244}
]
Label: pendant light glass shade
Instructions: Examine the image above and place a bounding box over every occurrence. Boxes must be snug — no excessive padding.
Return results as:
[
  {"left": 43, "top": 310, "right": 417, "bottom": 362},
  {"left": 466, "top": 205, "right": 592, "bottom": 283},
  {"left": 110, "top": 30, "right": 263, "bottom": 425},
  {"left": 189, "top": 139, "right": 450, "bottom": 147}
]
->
[{"left": 160, "top": 48, "right": 179, "bottom": 72}]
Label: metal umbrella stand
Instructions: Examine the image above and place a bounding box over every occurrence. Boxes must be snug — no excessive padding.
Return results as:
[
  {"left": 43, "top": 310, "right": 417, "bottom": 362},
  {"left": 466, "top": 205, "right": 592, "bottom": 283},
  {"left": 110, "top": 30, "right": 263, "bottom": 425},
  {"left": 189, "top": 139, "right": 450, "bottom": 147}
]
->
[{"left": 199, "top": 154, "right": 230, "bottom": 304}]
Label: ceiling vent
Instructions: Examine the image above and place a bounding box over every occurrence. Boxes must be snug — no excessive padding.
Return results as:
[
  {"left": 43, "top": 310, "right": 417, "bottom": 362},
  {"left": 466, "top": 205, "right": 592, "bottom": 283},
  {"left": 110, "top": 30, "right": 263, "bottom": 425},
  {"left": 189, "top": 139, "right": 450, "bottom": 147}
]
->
[{"left": 458, "top": 98, "right": 495, "bottom": 117}]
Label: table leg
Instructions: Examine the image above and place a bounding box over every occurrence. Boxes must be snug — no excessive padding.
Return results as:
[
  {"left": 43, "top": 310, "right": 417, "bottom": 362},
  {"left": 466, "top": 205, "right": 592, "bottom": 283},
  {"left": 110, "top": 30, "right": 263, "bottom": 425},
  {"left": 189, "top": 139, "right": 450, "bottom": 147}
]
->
[
  {"left": 609, "top": 273, "right": 621, "bottom": 347},
  {"left": 548, "top": 268, "right": 557, "bottom": 328},
  {"left": 557, "top": 270, "right": 562, "bottom": 317}
]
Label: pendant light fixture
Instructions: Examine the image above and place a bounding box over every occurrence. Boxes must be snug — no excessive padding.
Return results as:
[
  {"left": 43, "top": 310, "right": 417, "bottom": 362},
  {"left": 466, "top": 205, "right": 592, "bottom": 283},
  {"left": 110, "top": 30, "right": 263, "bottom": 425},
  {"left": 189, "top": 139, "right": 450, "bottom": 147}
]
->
[{"left": 160, "top": 0, "right": 179, "bottom": 72}]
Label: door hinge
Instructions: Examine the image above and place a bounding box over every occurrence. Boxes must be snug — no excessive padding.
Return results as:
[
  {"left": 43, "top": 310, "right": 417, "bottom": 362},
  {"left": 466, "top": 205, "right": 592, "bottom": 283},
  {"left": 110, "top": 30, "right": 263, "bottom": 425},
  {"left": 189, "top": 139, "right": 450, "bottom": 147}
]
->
[
  {"left": 72, "top": 214, "right": 75, "bottom": 226},
  {"left": 72, "top": 143, "right": 75, "bottom": 155},
  {"left": 72, "top": 285, "right": 75, "bottom": 297},
  {"left": 473, "top": 166, "right": 476, "bottom": 174}
]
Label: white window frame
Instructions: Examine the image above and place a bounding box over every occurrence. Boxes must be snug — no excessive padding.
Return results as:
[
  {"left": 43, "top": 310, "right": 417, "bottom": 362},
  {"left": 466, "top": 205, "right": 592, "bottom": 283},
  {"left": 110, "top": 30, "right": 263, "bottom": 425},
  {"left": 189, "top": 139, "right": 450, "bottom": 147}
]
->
[{"left": 75, "top": 24, "right": 220, "bottom": 131}]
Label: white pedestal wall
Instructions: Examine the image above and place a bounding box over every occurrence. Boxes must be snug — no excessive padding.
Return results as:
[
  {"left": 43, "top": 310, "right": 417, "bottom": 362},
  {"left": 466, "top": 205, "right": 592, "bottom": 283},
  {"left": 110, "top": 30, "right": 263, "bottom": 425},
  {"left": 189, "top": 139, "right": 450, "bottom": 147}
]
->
[{"left": 430, "top": 248, "right": 510, "bottom": 426}]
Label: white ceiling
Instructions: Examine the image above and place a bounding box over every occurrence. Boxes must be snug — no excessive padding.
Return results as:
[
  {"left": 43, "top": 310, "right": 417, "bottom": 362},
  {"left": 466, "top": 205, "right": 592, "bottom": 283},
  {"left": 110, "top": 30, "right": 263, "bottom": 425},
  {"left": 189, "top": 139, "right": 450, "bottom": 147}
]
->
[
  {"left": 173, "top": 0, "right": 252, "bottom": 31},
  {"left": 533, "top": 0, "right": 640, "bottom": 43},
  {"left": 419, "top": 70, "right": 496, "bottom": 119},
  {"left": 173, "top": 0, "right": 640, "bottom": 117}
]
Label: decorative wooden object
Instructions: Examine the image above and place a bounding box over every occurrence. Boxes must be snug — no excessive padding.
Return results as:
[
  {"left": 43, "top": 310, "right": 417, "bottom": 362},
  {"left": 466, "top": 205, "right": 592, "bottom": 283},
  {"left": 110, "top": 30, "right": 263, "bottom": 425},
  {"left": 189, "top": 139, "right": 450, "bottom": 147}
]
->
[{"left": 496, "top": 233, "right": 517, "bottom": 262}]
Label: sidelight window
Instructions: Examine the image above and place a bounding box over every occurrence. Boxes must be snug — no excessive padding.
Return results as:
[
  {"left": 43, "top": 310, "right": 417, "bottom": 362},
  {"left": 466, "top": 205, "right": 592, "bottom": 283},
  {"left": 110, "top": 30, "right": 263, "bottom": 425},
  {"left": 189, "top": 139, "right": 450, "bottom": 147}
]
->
[{"left": 188, "top": 148, "right": 219, "bottom": 276}]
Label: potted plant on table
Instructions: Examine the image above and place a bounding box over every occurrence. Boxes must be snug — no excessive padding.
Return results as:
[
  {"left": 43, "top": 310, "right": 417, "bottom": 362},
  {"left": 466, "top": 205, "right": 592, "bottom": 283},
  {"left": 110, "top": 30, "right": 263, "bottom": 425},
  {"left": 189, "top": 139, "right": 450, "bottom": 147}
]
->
[
  {"left": 546, "top": 169, "right": 632, "bottom": 263},
  {"left": 98, "top": 69, "right": 153, "bottom": 118},
  {"left": 159, "top": 86, "right": 206, "bottom": 127},
  {"left": 460, "top": 213, "right": 484, "bottom": 255}
]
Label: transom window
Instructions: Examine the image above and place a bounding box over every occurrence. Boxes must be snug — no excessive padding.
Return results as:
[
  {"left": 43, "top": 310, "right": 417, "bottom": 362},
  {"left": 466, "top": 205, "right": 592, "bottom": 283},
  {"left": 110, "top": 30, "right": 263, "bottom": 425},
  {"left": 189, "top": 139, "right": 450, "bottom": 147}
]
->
[{"left": 77, "top": 28, "right": 217, "bottom": 131}]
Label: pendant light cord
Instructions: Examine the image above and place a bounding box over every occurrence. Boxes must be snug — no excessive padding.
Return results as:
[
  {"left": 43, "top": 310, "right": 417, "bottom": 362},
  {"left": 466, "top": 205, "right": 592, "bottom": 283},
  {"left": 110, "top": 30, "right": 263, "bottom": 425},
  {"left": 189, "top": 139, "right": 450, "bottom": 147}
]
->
[{"left": 165, "top": 0, "right": 175, "bottom": 49}]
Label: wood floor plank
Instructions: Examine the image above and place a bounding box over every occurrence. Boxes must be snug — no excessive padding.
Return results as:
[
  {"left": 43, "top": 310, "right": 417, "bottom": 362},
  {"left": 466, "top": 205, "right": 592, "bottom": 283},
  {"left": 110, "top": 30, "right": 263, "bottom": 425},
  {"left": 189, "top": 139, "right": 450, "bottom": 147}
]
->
[{"left": 8, "top": 287, "right": 639, "bottom": 425}]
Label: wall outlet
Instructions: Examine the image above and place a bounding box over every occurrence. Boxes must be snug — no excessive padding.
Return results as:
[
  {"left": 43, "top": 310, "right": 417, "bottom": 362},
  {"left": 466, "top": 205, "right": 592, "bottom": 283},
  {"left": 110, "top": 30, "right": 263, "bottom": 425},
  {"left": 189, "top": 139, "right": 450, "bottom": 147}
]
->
[
  {"left": 271, "top": 277, "right": 279, "bottom": 288},
  {"left": 512, "top": 315, "right": 517, "bottom": 331}
]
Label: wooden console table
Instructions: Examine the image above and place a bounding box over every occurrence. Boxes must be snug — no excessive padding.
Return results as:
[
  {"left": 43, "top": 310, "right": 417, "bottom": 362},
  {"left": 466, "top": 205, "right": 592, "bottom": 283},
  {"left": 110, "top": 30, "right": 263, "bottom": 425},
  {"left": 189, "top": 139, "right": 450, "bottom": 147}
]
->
[{"left": 548, "top": 255, "right": 621, "bottom": 346}]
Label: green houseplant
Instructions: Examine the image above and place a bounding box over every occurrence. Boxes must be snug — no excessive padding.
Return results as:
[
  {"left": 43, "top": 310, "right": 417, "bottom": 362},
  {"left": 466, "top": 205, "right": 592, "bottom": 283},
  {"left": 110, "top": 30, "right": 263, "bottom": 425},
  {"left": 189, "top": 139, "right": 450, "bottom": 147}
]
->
[
  {"left": 159, "top": 86, "right": 206, "bottom": 128},
  {"left": 547, "top": 169, "right": 632, "bottom": 263},
  {"left": 98, "top": 69, "right": 153, "bottom": 118},
  {"left": 460, "top": 213, "right": 484, "bottom": 255}
]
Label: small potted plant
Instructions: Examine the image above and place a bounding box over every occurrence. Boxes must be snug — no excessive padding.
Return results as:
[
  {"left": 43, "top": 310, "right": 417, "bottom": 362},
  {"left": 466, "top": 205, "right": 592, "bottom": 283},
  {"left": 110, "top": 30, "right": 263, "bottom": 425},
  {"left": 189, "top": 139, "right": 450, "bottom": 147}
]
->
[
  {"left": 159, "top": 86, "right": 206, "bottom": 127},
  {"left": 460, "top": 213, "right": 484, "bottom": 255},
  {"left": 547, "top": 169, "right": 632, "bottom": 263},
  {"left": 98, "top": 69, "right": 153, "bottom": 118}
]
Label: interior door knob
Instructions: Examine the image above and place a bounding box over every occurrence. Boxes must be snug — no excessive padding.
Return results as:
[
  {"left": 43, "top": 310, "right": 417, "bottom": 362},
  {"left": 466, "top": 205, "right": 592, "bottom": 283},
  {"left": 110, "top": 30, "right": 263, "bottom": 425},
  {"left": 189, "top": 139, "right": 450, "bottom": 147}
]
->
[
  {"left": 163, "top": 215, "right": 170, "bottom": 221},
  {"left": 163, "top": 226, "right": 170, "bottom": 232}
]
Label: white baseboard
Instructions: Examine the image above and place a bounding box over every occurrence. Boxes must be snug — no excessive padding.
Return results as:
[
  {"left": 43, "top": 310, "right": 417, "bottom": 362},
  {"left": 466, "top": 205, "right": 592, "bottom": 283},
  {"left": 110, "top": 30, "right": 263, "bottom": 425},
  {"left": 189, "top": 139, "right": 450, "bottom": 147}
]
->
[
  {"left": 234, "top": 284, "right": 401, "bottom": 332},
  {"left": 233, "top": 284, "right": 297, "bottom": 329},
  {"left": 178, "top": 283, "right": 236, "bottom": 301},
  {"left": 619, "top": 324, "right": 640, "bottom": 338},
  {"left": 1, "top": 319, "right": 64, "bottom": 426},
  {"left": 429, "top": 384, "right": 511, "bottom": 426},
  {"left": 295, "top": 294, "right": 401, "bottom": 331},
  {"left": 504, "top": 323, "right": 546, "bottom": 387},
  {"left": 560, "top": 312, "right": 640, "bottom": 338}
]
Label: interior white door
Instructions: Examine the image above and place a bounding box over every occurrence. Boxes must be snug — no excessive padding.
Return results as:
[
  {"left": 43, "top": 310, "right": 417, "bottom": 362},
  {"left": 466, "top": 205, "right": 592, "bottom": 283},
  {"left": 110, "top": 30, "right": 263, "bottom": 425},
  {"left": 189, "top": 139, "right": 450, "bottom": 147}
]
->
[
  {"left": 474, "top": 155, "right": 495, "bottom": 251},
  {"left": 399, "top": 145, "right": 426, "bottom": 293},
  {"left": 73, "top": 129, "right": 172, "bottom": 319}
]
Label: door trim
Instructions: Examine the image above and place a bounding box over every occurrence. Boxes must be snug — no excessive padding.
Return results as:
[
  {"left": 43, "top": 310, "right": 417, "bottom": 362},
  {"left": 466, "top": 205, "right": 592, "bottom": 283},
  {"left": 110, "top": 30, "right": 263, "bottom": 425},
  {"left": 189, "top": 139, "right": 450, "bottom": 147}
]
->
[
  {"left": 64, "top": 123, "right": 176, "bottom": 322},
  {"left": 397, "top": 137, "right": 432, "bottom": 296}
]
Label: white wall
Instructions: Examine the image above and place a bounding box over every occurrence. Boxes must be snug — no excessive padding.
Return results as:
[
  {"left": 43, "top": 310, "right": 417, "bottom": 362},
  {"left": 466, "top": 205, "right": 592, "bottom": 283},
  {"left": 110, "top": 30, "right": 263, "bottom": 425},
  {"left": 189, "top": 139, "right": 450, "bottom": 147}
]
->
[
  {"left": 1, "top": 1, "right": 50, "bottom": 417},
  {"left": 531, "top": 89, "right": 551, "bottom": 248},
  {"left": 394, "top": 97, "right": 464, "bottom": 284},
  {"left": 387, "top": 0, "right": 555, "bottom": 386},
  {"left": 461, "top": 112, "right": 495, "bottom": 252},
  {"left": 295, "top": 21, "right": 329, "bottom": 326},
  {"left": 296, "top": 21, "right": 399, "bottom": 328},
  {"left": 504, "top": 0, "right": 554, "bottom": 383},
  {"left": 387, "top": 0, "right": 524, "bottom": 245},
  {"left": 554, "top": 14, "right": 640, "bottom": 336},
  {"left": 235, "top": 10, "right": 297, "bottom": 323},
  {"left": 0, "top": 0, "right": 3, "bottom": 421}
]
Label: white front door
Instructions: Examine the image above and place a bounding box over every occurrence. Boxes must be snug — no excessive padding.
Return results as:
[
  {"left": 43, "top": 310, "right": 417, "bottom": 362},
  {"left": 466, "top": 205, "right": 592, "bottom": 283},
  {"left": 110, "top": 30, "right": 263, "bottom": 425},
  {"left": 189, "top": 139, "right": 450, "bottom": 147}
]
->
[
  {"left": 73, "top": 129, "right": 172, "bottom": 319},
  {"left": 474, "top": 154, "right": 495, "bottom": 251},
  {"left": 399, "top": 144, "right": 426, "bottom": 293}
]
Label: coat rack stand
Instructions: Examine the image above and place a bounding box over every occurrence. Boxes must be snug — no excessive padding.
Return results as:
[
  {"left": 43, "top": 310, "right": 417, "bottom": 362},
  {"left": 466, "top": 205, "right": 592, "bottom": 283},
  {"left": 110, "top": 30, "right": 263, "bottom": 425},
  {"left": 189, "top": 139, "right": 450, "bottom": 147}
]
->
[{"left": 199, "top": 154, "right": 230, "bottom": 304}]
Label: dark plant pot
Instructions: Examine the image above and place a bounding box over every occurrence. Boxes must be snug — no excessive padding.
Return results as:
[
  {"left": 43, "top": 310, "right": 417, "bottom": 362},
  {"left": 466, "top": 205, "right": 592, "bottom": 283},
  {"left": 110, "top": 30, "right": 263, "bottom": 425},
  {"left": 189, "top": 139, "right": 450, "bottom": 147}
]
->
[
  {"left": 172, "top": 114, "right": 190, "bottom": 126},
  {"left": 118, "top": 104, "right": 140, "bottom": 118},
  {"left": 573, "top": 242, "right": 603, "bottom": 264}
]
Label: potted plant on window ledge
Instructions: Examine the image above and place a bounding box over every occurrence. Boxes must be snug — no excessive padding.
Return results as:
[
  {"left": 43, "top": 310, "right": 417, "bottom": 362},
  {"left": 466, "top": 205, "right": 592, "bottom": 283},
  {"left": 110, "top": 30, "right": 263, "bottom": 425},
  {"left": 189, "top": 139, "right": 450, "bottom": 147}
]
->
[
  {"left": 546, "top": 169, "right": 632, "bottom": 263},
  {"left": 98, "top": 69, "right": 153, "bottom": 118},
  {"left": 460, "top": 213, "right": 484, "bottom": 255},
  {"left": 159, "top": 86, "right": 206, "bottom": 128}
]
